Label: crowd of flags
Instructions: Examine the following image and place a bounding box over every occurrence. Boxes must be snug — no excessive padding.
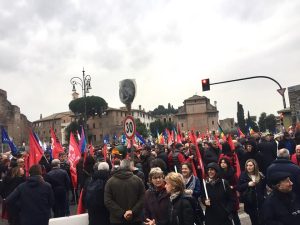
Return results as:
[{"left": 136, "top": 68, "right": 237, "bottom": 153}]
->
[{"left": 1, "top": 122, "right": 261, "bottom": 184}]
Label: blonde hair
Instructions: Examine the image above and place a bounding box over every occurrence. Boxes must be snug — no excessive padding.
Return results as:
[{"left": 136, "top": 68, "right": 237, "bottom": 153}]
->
[
  {"left": 148, "top": 167, "right": 164, "bottom": 182},
  {"left": 245, "top": 159, "right": 261, "bottom": 183},
  {"left": 165, "top": 172, "right": 185, "bottom": 194}
]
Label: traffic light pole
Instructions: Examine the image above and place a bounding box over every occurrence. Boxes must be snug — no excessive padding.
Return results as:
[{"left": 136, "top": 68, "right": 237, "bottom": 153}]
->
[{"left": 209, "top": 76, "right": 287, "bottom": 109}]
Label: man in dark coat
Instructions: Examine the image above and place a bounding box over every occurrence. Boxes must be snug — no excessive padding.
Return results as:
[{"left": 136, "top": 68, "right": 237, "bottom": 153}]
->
[
  {"left": 267, "top": 148, "right": 300, "bottom": 201},
  {"left": 83, "top": 162, "right": 110, "bottom": 225},
  {"left": 278, "top": 132, "right": 296, "bottom": 155},
  {"left": 167, "top": 143, "right": 186, "bottom": 173},
  {"left": 104, "top": 159, "right": 145, "bottom": 225},
  {"left": 257, "top": 134, "right": 277, "bottom": 175},
  {"left": 6, "top": 164, "right": 54, "bottom": 225},
  {"left": 263, "top": 172, "right": 300, "bottom": 225},
  {"left": 44, "top": 159, "right": 70, "bottom": 218}
]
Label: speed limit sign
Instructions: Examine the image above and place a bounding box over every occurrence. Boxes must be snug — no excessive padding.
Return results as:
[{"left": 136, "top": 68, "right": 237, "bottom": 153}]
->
[{"left": 124, "top": 115, "right": 136, "bottom": 139}]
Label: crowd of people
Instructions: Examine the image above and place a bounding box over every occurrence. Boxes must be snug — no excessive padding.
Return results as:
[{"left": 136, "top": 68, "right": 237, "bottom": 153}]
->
[{"left": 1, "top": 128, "right": 300, "bottom": 225}]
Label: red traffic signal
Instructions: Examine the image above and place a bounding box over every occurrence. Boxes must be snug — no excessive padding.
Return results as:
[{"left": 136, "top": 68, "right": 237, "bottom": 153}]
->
[{"left": 202, "top": 79, "right": 210, "bottom": 91}]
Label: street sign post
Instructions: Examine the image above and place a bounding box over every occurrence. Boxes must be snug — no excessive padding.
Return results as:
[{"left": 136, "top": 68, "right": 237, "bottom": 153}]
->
[
  {"left": 123, "top": 115, "right": 136, "bottom": 140},
  {"left": 277, "top": 88, "right": 286, "bottom": 96}
]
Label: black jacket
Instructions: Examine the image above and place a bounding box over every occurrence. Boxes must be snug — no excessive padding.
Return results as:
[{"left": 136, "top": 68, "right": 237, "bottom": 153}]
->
[
  {"left": 144, "top": 186, "right": 170, "bottom": 225},
  {"left": 44, "top": 167, "right": 70, "bottom": 192},
  {"left": 267, "top": 158, "right": 300, "bottom": 201},
  {"left": 202, "top": 178, "right": 234, "bottom": 225},
  {"left": 6, "top": 176, "right": 54, "bottom": 225},
  {"left": 237, "top": 172, "right": 266, "bottom": 213},
  {"left": 83, "top": 170, "right": 110, "bottom": 225},
  {"left": 263, "top": 190, "right": 300, "bottom": 225},
  {"left": 257, "top": 141, "right": 277, "bottom": 174},
  {"left": 169, "top": 194, "right": 194, "bottom": 225}
]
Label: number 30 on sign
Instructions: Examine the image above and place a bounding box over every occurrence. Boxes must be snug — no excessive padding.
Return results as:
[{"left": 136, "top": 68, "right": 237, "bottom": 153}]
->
[{"left": 124, "top": 116, "right": 136, "bottom": 139}]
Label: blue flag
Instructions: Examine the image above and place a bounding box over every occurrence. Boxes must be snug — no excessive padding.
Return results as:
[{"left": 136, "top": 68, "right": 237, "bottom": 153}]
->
[
  {"left": 1, "top": 127, "right": 19, "bottom": 155},
  {"left": 33, "top": 131, "right": 46, "bottom": 151},
  {"left": 135, "top": 131, "right": 146, "bottom": 145},
  {"left": 103, "top": 134, "right": 110, "bottom": 144},
  {"left": 79, "top": 126, "right": 87, "bottom": 154}
]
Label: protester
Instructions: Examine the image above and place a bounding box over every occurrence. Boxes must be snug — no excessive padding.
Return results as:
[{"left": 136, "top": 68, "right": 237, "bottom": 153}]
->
[
  {"left": 291, "top": 145, "right": 300, "bottom": 166},
  {"left": 202, "top": 162, "right": 234, "bottom": 225},
  {"left": 104, "top": 159, "right": 145, "bottom": 225},
  {"left": 0, "top": 165, "right": 25, "bottom": 225},
  {"left": 257, "top": 134, "right": 277, "bottom": 175},
  {"left": 233, "top": 140, "right": 245, "bottom": 171},
  {"left": 267, "top": 148, "right": 300, "bottom": 201},
  {"left": 219, "top": 157, "right": 241, "bottom": 225},
  {"left": 6, "top": 164, "right": 54, "bottom": 225},
  {"left": 44, "top": 159, "right": 70, "bottom": 218},
  {"left": 219, "top": 142, "right": 238, "bottom": 173},
  {"left": 203, "top": 142, "right": 219, "bottom": 167},
  {"left": 167, "top": 143, "right": 185, "bottom": 173},
  {"left": 144, "top": 167, "right": 169, "bottom": 225},
  {"left": 278, "top": 132, "right": 296, "bottom": 155},
  {"left": 83, "top": 162, "right": 110, "bottom": 225},
  {"left": 165, "top": 172, "right": 194, "bottom": 225},
  {"left": 181, "top": 162, "right": 204, "bottom": 225},
  {"left": 241, "top": 140, "right": 263, "bottom": 173},
  {"left": 237, "top": 159, "right": 266, "bottom": 225},
  {"left": 262, "top": 172, "right": 300, "bottom": 225}
]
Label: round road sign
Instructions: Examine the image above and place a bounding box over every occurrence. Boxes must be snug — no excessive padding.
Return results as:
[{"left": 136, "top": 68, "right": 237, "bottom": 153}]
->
[{"left": 124, "top": 115, "right": 136, "bottom": 139}]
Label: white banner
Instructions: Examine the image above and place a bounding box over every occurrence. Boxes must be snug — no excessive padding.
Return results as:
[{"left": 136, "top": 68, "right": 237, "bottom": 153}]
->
[{"left": 49, "top": 213, "right": 88, "bottom": 225}]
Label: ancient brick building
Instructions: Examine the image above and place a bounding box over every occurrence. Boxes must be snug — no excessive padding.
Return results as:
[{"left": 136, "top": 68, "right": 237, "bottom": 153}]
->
[{"left": 0, "top": 89, "right": 31, "bottom": 147}]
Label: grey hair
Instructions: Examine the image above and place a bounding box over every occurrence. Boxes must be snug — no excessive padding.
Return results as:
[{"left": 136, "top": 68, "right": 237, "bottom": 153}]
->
[
  {"left": 51, "top": 159, "right": 60, "bottom": 167},
  {"left": 97, "top": 162, "right": 109, "bottom": 171},
  {"left": 149, "top": 167, "right": 164, "bottom": 181},
  {"left": 277, "top": 148, "right": 290, "bottom": 159},
  {"left": 120, "top": 159, "right": 131, "bottom": 170}
]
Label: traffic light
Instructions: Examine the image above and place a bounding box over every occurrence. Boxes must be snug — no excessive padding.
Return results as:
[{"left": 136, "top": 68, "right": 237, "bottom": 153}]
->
[{"left": 202, "top": 79, "right": 210, "bottom": 91}]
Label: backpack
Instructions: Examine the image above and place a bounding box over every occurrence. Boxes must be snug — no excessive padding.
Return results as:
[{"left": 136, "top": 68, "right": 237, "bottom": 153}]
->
[{"left": 84, "top": 178, "right": 105, "bottom": 209}]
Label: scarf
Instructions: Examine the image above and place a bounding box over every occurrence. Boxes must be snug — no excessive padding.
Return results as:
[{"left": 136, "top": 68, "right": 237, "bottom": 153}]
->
[
  {"left": 185, "top": 175, "right": 196, "bottom": 191},
  {"left": 170, "top": 191, "right": 181, "bottom": 202}
]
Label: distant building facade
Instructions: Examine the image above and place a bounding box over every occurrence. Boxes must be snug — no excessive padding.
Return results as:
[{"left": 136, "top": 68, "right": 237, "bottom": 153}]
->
[
  {"left": 175, "top": 95, "right": 219, "bottom": 133},
  {"left": 0, "top": 89, "right": 31, "bottom": 147},
  {"left": 219, "top": 118, "right": 235, "bottom": 133},
  {"left": 33, "top": 106, "right": 155, "bottom": 145},
  {"left": 32, "top": 111, "right": 75, "bottom": 145}
]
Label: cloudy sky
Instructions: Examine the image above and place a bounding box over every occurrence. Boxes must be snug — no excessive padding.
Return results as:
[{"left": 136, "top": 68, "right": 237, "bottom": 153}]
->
[{"left": 1, "top": 0, "right": 299, "bottom": 122}]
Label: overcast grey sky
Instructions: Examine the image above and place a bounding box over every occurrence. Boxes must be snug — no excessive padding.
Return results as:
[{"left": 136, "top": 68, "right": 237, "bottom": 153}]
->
[{"left": 0, "top": 0, "right": 299, "bottom": 122}]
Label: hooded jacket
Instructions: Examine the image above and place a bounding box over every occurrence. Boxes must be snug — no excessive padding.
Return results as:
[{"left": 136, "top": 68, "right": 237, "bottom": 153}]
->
[
  {"left": 6, "top": 176, "right": 54, "bottom": 225},
  {"left": 104, "top": 169, "right": 145, "bottom": 224}
]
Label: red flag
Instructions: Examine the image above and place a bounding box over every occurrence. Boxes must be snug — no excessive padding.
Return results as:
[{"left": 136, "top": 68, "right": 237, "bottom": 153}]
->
[
  {"left": 25, "top": 130, "right": 43, "bottom": 176},
  {"left": 88, "top": 144, "right": 95, "bottom": 157},
  {"left": 166, "top": 129, "right": 172, "bottom": 145},
  {"left": 51, "top": 127, "right": 64, "bottom": 159},
  {"left": 227, "top": 135, "right": 235, "bottom": 151},
  {"left": 77, "top": 189, "right": 86, "bottom": 214},
  {"left": 191, "top": 131, "right": 205, "bottom": 179},
  {"left": 233, "top": 153, "right": 241, "bottom": 178},
  {"left": 177, "top": 123, "right": 182, "bottom": 139},
  {"left": 68, "top": 132, "right": 81, "bottom": 166},
  {"left": 103, "top": 144, "right": 108, "bottom": 161},
  {"left": 214, "top": 135, "right": 222, "bottom": 150},
  {"left": 237, "top": 128, "right": 245, "bottom": 138},
  {"left": 177, "top": 134, "right": 182, "bottom": 144},
  {"left": 68, "top": 132, "right": 81, "bottom": 187}
]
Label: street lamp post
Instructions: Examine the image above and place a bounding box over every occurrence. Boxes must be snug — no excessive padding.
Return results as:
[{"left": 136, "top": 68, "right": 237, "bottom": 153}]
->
[{"left": 70, "top": 68, "right": 92, "bottom": 141}]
